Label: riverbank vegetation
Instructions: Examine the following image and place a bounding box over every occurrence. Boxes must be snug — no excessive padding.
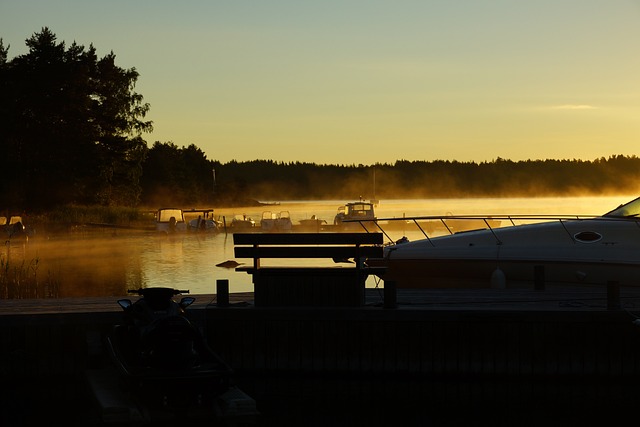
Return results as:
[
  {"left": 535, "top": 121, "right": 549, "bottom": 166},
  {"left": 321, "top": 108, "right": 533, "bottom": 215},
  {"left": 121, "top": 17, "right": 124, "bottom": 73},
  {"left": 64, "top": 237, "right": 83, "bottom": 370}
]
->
[
  {"left": 0, "top": 255, "right": 59, "bottom": 299},
  {"left": 2, "top": 29, "right": 639, "bottom": 218}
]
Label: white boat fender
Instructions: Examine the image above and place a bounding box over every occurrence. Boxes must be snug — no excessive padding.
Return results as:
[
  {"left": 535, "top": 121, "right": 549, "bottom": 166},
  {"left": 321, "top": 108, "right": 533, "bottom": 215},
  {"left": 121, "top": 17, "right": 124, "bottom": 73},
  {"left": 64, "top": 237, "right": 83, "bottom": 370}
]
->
[{"left": 491, "top": 267, "right": 506, "bottom": 289}]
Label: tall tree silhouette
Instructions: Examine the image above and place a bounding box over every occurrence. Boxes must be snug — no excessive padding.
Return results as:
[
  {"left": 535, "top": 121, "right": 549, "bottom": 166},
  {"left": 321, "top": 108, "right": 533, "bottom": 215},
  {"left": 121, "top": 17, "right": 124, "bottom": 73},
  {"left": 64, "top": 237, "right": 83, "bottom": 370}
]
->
[{"left": 0, "top": 28, "right": 152, "bottom": 210}]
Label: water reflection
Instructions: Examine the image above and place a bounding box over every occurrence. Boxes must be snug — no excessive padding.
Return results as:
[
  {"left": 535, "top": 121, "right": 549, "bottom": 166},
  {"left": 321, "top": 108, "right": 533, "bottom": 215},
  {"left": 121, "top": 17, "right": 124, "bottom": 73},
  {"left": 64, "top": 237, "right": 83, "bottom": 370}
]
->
[
  {"left": 1, "top": 231, "right": 253, "bottom": 298},
  {"left": 138, "top": 232, "right": 242, "bottom": 294}
]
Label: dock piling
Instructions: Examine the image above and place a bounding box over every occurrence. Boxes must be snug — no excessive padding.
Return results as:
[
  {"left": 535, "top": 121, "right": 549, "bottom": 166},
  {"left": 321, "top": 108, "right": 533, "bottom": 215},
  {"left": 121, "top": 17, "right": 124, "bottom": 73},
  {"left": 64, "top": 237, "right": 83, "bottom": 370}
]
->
[
  {"left": 607, "top": 280, "right": 620, "bottom": 310},
  {"left": 384, "top": 280, "right": 397, "bottom": 309},
  {"left": 217, "top": 279, "right": 230, "bottom": 307},
  {"left": 534, "top": 265, "right": 545, "bottom": 291}
]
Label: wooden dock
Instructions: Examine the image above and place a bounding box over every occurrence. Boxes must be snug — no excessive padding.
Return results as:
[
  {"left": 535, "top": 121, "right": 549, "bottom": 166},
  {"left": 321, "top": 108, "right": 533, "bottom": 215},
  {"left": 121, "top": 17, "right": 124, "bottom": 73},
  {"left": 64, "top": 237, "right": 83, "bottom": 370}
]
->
[
  {"left": 3, "top": 286, "right": 640, "bottom": 425},
  {"left": 2, "top": 286, "right": 640, "bottom": 379}
]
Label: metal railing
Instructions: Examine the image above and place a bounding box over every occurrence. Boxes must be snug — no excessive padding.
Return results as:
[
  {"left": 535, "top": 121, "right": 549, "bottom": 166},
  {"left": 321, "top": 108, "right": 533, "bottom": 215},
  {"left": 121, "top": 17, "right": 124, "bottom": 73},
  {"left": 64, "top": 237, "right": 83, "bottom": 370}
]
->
[{"left": 343, "top": 214, "right": 640, "bottom": 246}]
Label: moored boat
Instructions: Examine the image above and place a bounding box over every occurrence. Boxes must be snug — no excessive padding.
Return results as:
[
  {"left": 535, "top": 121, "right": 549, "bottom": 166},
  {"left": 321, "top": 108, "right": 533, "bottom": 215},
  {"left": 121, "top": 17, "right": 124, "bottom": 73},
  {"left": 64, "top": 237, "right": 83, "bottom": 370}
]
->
[
  {"left": 334, "top": 200, "right": 377, "bottom": 230},
  {"left": 231, "top": 214, "right": 256, "bottom": 230},
  {"left": 185, "top": 209, "right": 220, "bottom": 232},
  {"left": 368, "top": 196, "right": 640, "bottom": 289},
  {"left": 156, "top": 208, "right": 221, "bottom": 233},
  {"left": 155, "top": 208, "right": 188, "bottom": 233},
  {"left": 1, "top": 215, "right": 33, "bottom": 239},
  {"left": 261, "top": 211, "right": 293, "bottom": 231},
  {"left": 298, "top": 215, "right": 328, "bottom": 231}
]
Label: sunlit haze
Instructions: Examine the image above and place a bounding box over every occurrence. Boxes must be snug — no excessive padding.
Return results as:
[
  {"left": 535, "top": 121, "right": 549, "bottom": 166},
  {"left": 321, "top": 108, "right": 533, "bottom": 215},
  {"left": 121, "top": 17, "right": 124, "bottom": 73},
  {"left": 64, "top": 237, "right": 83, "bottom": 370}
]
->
[{"left": 2, "top": 0, "right": 640, "bottom": 165}]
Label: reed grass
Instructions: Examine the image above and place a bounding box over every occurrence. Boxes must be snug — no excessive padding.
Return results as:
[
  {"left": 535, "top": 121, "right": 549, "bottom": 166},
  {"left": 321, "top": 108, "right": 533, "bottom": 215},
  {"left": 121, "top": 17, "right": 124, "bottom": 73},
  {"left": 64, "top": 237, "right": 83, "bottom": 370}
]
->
[
  {"left": 0, "top": 252, "right": 59, "bottom": 299},
  {"left": 44, "top": 204, "right": 151, "bottom": 225},
  {"left": 1, "top": 204, "right": 150, "bottom": 299},
  {"left": 23, "top": 205, "right": 155, "bottom": 234}
]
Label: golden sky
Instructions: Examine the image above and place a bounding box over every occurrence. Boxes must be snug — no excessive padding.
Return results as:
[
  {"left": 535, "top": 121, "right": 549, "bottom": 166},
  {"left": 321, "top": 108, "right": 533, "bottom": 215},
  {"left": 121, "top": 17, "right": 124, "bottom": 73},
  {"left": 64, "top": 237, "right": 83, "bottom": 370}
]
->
[{"left": 3, "top": 0, "right": 640, "bottom": 164}]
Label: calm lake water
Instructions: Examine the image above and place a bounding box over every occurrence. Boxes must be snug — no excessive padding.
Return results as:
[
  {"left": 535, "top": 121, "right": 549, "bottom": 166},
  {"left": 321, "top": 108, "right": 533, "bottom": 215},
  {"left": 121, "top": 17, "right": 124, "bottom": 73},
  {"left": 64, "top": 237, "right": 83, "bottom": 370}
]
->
[{"left": 3, "top": 195, "right": 636, "bottom": 298}]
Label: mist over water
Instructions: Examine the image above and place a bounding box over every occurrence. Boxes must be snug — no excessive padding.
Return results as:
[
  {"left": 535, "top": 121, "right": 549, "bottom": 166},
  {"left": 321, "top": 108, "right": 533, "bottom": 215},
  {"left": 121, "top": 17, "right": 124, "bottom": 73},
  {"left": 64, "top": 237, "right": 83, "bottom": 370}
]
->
[{"left": 3, "top": 195, "right": 635, "bottom": 298}]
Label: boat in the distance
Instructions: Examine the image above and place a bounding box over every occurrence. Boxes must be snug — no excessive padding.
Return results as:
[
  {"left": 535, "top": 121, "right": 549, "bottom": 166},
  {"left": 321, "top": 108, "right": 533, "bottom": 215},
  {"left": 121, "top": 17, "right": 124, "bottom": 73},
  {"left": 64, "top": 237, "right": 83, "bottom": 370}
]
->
[
  {"left": 368, "top": 195, "right": 640, "bottom": 289},
  {"left": 260, "top": 210, "right": 293, "bottom": 232},
  {"left": 298, "top": 215, "right": 328, "bottom": 231},
  {"left": 155, "top": 208, "right": 188, "bottom": 233},
  {"left": 184, "top": 209, "right": 220, "bottom": 232},
  {"left": 1, "top": 215, "right": 33, "bottom": 240},
  {"left": 230, "top": 214, "right": 256, "bottom": 230},
  {"left": 156, "top": 208, "right": 220, "bottom": 233},
  {"left": 334, "top": 200, "right": 377, "bottom": 230}
]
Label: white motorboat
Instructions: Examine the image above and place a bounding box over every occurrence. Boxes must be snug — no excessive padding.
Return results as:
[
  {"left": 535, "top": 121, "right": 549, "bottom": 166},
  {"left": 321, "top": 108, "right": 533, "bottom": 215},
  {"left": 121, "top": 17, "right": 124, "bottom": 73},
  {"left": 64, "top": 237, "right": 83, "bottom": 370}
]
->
[
  {"left": 298, "top": 215, "right": 327, "bottom": 231},
  {"left": 334, "top": 201, "right": 377, "bottom": 230},
  {"left": 231, "top": 214, "right": 256, "bottom": 230},
  {"left": 261, "top": 211, "right": 292, "bottom": 231},
  {"left": 155, "top": 208, "right": 187, "bottom": 233},
  {"left": 184, "top": 209, "right": 220, "bottom": 232},
  {"left": 1, "top": 215, "right": 33, "bottom": 239},
  {"left": 156, "top": 208, "right": 220, "bottom": 233},
  {"left": 369, "top": 196, "right": 640, "bottom": 289}
]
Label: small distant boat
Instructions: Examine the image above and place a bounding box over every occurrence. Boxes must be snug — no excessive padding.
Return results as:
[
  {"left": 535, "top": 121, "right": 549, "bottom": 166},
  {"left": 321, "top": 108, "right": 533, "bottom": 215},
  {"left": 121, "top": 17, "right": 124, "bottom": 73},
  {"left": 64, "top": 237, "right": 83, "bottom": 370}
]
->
[
  {"left": 156, "top": 208, "right": 221, "bottom": 233},
  {"left": 231, "top": 214, "right": 256, "bottom": 230},
  {"left": 1, "top": 215, "right": 32, "bottom": 239},
  {"left": 261, "top": 211, "right": 292, "bottom": 231},
  {"left": 184, "top": 209, "right": 220, "bottom": 232},
  {"left": 334, "top": 201, "right": 377, "bottom": 230},
  {"left": 298, "top": 215, "right": 327, "bottom": 231},
  {"left": 155, "top": 208, "right": 188, "bottom": 233}
]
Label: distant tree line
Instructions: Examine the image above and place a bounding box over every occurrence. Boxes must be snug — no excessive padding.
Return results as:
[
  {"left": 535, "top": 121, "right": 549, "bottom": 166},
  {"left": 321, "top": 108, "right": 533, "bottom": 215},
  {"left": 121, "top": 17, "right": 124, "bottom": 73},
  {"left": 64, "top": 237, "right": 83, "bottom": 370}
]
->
[
  {"left": 150, "top": 153, "right": 640, "bottom": 205},
  {"left": 2, "top": 29, "right": 639, "bottom": 213},
  {"left": 113, "top": 140, "right": 640, "bottom": 206}
]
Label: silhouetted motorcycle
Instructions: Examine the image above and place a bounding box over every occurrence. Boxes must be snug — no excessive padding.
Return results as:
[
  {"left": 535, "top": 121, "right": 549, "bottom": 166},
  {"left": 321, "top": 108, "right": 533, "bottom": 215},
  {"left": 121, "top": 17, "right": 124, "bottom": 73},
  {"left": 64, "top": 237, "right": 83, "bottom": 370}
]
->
[{"left": 106, "top": 287, "right": 233, "bottom": 409}]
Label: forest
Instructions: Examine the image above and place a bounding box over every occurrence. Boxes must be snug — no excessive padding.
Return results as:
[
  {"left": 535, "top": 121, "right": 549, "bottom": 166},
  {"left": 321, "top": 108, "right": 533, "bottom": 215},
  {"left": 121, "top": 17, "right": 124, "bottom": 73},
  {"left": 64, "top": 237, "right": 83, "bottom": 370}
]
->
[{"left": 1, "top": 29, "right": 639, "bottom": 213}]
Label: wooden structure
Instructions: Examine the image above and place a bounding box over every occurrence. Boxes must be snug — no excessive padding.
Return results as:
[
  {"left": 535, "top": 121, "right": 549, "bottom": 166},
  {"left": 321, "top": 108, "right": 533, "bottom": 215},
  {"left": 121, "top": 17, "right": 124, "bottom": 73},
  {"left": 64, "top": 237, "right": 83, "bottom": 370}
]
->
[
  {"left": 2, "top": 288, "right": 640, "bottom": 379},
  {"left": 206, "top": 287, "right": 640, "bottom": 379},
  {"left": 233, "top": 232, "right": 384, "bottom": 307},
  {"left": 3, "top": 290, "right": 640, "bottom": 425}
]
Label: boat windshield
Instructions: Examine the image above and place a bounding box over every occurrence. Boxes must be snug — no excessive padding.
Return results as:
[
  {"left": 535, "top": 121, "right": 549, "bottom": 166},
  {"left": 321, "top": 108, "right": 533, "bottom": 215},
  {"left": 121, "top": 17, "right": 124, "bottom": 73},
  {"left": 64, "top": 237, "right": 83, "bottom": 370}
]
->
[
  {"left": 158, "top": 209, "right": 184, "bottom": 222},
  {"left": 346, "top": 203, "right": 374, "bottom": 218},
  {"left": 603, "top": 196, "right": 640, "bottom": 218}
]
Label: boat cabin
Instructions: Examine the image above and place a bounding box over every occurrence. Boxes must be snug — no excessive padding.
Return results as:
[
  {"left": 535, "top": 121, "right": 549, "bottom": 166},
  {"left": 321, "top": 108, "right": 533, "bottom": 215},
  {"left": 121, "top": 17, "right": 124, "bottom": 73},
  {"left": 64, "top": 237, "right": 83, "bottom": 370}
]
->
[
  {"left": 261, "top": 211, "right": 292, "bottom": 231},
  {"left": 155, "top": 208, "right": 187, "bottom": 233},
  {"left": 334, "top": 202, "right": 376, "bottom": 226}
]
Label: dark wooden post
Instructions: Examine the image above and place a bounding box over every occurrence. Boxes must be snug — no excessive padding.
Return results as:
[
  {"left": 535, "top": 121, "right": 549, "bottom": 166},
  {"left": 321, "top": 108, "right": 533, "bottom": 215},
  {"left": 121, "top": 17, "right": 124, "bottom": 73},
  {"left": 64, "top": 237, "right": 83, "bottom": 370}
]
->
[
  {"left": 607, "top": 281, "right": 620, "bottom": 310},
  {"left": 217, "top": 279, "right": 229, "bottom": 307},
  {"left": 384, "top": 280, "right": 397, "bottom": 309},
  {"left": 534, "top": 265, "right": 545, "bottom": 291}
]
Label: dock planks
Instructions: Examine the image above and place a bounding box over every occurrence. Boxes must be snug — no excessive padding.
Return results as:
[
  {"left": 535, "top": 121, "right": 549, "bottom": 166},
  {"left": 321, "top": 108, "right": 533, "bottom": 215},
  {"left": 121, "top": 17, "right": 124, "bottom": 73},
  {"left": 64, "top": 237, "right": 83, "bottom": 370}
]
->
[
  {"left": 2, "top": 286, "right": 640, "bottom": 317},
  {"left": 3, "top": 286, "right": 640, "bottom": 379}
]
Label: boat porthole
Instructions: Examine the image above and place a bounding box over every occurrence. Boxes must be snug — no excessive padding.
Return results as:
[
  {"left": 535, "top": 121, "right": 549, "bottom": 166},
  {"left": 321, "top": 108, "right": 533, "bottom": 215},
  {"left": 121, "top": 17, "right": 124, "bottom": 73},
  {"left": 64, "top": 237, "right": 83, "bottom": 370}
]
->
[{"left": 574, "top": 231, "right": 602, "bottom": 243}]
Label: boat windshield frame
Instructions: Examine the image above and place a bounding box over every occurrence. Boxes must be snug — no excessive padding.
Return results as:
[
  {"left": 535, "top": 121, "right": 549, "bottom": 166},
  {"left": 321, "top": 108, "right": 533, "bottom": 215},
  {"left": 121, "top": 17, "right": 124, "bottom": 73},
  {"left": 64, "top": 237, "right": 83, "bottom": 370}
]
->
[
  {"left": 345, "top": 202, "right": 375, "bottom": 218},
  {"left": 603, "top": 196, "right": 640, "bottom": 218},
  {"left": 157, "top": 208, "right": 185, "bottom": 223}
]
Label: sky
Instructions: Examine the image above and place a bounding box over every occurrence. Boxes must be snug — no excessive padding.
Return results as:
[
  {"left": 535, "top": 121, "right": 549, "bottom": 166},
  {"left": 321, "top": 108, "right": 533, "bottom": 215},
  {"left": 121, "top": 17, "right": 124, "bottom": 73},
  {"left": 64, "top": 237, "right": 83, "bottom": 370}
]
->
[{"left": 2, "top": 0, "right": 640, "bottom": 165}]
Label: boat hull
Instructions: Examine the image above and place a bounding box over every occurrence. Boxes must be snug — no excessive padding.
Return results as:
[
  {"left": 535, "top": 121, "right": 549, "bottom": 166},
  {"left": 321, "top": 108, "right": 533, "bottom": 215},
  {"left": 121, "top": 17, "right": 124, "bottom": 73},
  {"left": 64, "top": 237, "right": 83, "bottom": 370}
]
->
[
  {"left": 374, "top": 257, "right": 640, "bottom": 289},
  {"left": 371, "top": 217, "right": 640, "bottom": 289}
]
